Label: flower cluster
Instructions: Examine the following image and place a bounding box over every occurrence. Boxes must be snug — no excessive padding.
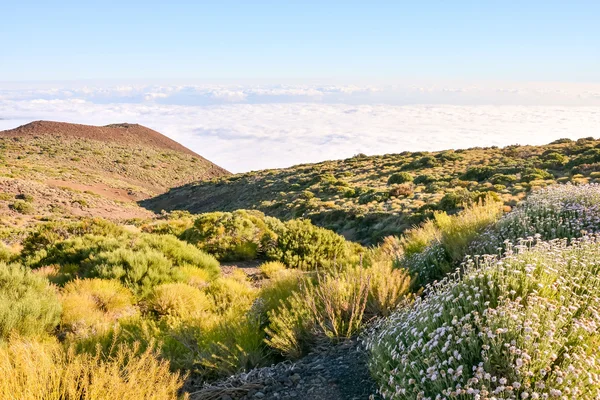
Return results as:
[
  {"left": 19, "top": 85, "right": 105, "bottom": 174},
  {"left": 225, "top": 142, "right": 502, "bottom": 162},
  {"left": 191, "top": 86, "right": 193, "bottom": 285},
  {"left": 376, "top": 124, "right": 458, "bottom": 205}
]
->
[
  {"left": 366, "top": 236, "right": 600, "bottom": 399},
  {"left": 474, "top": 184, "right": 600, "bottom": 255}
]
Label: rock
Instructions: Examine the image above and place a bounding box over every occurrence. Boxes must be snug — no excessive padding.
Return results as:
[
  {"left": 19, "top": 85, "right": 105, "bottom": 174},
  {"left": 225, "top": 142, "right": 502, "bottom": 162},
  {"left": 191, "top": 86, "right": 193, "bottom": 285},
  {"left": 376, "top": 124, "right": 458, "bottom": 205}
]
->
[
  {"left": 254, "top": 392, "right": 265, "bottom": 398},
  {"left": 290, "top": 374, "right": 301, "bottom": 384}
]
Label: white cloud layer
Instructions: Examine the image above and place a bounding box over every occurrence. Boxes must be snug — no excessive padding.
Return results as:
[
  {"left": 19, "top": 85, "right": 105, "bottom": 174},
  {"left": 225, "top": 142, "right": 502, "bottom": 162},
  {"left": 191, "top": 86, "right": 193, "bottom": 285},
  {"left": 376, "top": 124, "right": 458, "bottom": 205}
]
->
[{"left": 1, "top": 82, "right": 600, "bottom": 172}]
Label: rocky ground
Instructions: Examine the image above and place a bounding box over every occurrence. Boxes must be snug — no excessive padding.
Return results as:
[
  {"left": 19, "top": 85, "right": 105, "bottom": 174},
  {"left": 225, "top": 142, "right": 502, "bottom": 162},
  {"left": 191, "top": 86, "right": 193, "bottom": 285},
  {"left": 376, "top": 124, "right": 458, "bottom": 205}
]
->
[{"left": 187, "top": 339, "right": 380, "bottom": 400}]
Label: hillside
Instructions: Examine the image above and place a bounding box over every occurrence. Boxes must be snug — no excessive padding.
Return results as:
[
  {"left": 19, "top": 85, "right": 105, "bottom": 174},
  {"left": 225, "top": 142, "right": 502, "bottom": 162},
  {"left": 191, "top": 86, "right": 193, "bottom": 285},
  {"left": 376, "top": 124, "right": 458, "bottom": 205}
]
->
[
  {"left": 3, "top": 125, "right": 600, "bottom": 399},
  {"left": 143, "top": 136, "right": 599, "bottom": 244},
  {"left": 0, "top": 121, "right": 228, "bottom": 235}
]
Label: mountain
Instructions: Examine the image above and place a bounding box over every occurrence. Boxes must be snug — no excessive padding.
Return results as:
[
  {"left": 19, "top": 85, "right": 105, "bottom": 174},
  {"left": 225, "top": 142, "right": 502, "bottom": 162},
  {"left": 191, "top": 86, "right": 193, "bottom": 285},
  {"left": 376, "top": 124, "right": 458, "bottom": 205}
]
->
[
  {"left": 142, "top": 136, "right": 599, "bottom": 244},
  {"left": 0, "top": 120, "right": 228, "bottom": 224}
]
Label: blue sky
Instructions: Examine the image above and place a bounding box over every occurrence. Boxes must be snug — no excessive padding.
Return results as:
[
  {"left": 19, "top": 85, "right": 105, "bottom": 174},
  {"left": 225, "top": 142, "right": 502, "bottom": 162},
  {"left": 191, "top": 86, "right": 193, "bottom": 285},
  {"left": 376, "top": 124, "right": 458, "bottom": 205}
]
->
[{"left": 2, "top": 0, "right": 599, "bottom": 82}]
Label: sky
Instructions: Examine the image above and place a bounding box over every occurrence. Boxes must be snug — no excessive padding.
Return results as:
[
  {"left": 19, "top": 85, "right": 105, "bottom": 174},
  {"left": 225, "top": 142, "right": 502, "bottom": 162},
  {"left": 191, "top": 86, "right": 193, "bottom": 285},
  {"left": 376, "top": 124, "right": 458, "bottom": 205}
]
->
[
  {"left": 2, "top": 0, "right": 599, "bottom": 82},
  {"left": 1, "top": 1, "right": 599, "bottom": 172}
]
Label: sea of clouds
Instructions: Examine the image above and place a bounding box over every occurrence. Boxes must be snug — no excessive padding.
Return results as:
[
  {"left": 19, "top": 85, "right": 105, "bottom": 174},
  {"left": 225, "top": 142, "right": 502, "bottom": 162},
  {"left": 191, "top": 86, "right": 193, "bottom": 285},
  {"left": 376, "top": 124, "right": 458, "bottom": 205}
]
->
[{"left": 1, "top": 81, "right": 599, "bottom": 172}]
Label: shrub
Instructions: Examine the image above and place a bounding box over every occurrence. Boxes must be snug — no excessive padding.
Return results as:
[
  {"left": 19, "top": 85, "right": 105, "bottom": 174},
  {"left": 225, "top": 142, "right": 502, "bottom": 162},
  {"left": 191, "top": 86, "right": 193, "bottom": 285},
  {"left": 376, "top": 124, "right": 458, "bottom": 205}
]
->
[
  {"left": 266, "top": 261, "right": 412, "bottom": 359},
  {"left": 541, "top": 151, "right": 569, "bottom": 168},
  {"left": 520, "top": 167, "right": 553, "bottom": 182},
  {"left": 490, "top": 173, "right": 517, "bottom": 185},
  {"left": 147, "top": 283, "right": 211, "bottom": 320},
  {"left": 400, "top": 197, "right": 503, "bottom": 286},
  {"left": 269, "top": 219, "right": 350, "bottom": 270},
  {"left": 462, "top": 166, "right": 496, "bottom": 181},
  {"left": 258, "top": 260, "right": 287, "bottom": 278},
  {"left": 21, "top": 218, "right": 125, "bottom": 258},
  {"left": 474, "top": 184, "right": 600, "bottom": 254},
  {"left": 27, "top": 233, "right": 220, "bottom": 295},
  {"left": 0, "top": 339, "right": 183, "bottom": 400},
  {"left": 364, "top": 261, "right": 413, "bottom": 318},
  {"left": 15, "top": 193, "right": 34, "bottom": 202},
  {"left": 0, "top": 263, "right": 61, "bottom": 340},
  {"left": 413, "top": 174, "right": 437, "bottom": 185},
  {"left": 9, "top": 200, "right": 34, "bottom": 214},
  {"left": 60, "top": 279, "right": 135, "bottom": 336},
  {"left": 257, "top": 267, "right": 305, "bottom": 323},
  {"left": 205, "top": 277, "right": 256, "bottom": 316},
  {"left": 194, "top": 313, "right": 269, "bottom": 378},
  {"left": 367, "top": 236, "right": 600, "bottom": 400},
  {"left": 387, "top": 172, "right": 413, "bottom": 185},
  {"left": 182, "top": 210, "right": 278, "bottom": 261},
  {"left": 437, "top": 188, "right": 477, "bottom": 211},
  {"left": 389, "top": 183, "right": 413, "bottom": 197},
  {"left": 141, "top": 215, "right": 194, "bottom": 237}
]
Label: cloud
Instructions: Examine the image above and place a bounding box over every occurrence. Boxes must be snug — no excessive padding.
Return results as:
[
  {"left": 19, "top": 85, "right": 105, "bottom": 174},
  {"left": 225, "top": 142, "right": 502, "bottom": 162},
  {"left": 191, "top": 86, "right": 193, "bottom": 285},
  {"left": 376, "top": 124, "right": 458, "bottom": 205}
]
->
[
  {"left": 2, "top": 93, "right": 600, "bottom": 173},
  {"left": 1, "top": 81, "right": 600, "bottom": 172}
]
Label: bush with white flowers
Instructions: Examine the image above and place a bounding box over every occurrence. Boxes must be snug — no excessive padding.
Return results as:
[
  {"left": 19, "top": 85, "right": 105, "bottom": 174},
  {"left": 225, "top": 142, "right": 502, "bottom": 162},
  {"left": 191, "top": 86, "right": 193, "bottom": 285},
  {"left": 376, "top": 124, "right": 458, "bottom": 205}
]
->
[
  {"left": 367, "top": 236, "right": 600, "bottom": 399},
  {"left": 474, "top": 184, "right": 600, "bottom": 255}
]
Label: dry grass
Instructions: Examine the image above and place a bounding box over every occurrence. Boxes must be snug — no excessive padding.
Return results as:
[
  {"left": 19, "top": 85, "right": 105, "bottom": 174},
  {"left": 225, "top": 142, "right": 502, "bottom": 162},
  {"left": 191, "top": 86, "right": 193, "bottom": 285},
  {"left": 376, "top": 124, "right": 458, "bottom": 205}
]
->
[{"left": 0, "top": 338, "right": 185, "bottom": 400}]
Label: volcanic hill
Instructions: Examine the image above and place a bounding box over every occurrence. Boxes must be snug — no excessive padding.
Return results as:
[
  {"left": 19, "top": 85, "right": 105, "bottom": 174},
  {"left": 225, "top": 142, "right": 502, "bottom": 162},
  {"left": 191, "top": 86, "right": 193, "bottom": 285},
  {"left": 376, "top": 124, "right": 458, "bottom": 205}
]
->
[{"left": 0, "top": 120, "right": 228, "bottom": 225}]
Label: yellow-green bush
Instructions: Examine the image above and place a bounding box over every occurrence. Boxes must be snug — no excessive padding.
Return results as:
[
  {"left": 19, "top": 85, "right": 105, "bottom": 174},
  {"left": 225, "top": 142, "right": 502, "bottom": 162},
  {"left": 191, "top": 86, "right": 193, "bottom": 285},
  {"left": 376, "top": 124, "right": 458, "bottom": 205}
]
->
[
  {"left": 258, "top": 260, "right": 287, "bottom": 278},
  {"left": 0, "top": 338, "right": 183, "bottom": 400},
  {"left": 60, "top": 279, "right": 136, "bottom": 336},
  {"left": 205, "top": 276, "right": 257, "bottom": 315},
  {"left": 399, "top": 197, "right": 503, "bottom": 285},
  {"left": 0, "top": 263, "right": 61, "bottom": 340},
  {"left": 147, "top": 283, "right": 211, "bottom": 320}
]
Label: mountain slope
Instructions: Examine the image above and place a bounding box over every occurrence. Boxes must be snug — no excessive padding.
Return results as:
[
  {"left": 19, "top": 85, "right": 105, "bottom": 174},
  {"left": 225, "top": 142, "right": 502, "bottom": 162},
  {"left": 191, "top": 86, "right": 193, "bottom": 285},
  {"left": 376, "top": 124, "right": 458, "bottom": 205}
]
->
[
  {"left": 142, "top": 136, "right": 599, "bottom": 243},
  {"left": 0, "top": 121, "right": 229, "bottom": 230}
]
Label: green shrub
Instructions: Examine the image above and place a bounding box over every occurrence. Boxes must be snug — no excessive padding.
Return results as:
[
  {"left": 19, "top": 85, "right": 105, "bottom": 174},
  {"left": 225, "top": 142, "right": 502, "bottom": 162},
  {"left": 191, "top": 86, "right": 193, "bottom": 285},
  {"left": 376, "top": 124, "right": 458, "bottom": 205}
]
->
[
  {"left": 15, "top": 193, "right": 34, "bottom": 202},
  {"left": 27, "top": 233, "right": 220, "bottom": 296},
  {"left": 182, "top": 210, "right": 278, "bottom": 261},
  {"left": 258, "top": 260, "right": 287, "bottom": 278},
  {"left": 520, "top": 167, "right": 553, "bottom": 182},
  {"left": 461, "top": 166, "right": 495, "bottom": 181},
  {"left": 0, "top": 263, "right": 61, "bottom": 340},
  {"left": 269, "top": 219, "right": 350, "bottom": 270},
  {"left": 257, "top": 268, "right": 305, "bottom": 322},
  {"left": 9, "top": 200, "right": 34, "bottom": 214},
  {"left": 490, "top": 173, "right": 517, "bottom": 185},
  {"left": 387, "top": 172, "right": 413, "bottom": 185},
  {"left": 205, "top": 276, "right": 256, "bottom": 316},
  {"left": 541, "top": 151, "right": 568, "bottom": 168},
  {"left": 266, "top": 259, "right": 413, "bottom": 359},
  {"left": 21, "top": 218, "right": 125, "bottom": 258},
  {"left": 413, "top": 174, "right": 437, "bottom": 185}
]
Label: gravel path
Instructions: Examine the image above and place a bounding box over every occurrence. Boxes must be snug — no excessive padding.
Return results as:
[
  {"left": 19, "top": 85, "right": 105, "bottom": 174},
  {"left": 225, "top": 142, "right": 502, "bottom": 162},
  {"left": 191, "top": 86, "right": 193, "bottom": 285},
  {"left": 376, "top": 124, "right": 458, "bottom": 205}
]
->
[{"left": 187, "top": 339, "right": 380, "bottom": 400}]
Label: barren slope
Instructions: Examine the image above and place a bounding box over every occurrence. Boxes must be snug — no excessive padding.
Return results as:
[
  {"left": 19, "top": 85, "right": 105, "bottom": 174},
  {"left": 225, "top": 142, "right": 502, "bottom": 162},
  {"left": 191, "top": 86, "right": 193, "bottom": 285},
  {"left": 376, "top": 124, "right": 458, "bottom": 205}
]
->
[{"left": 0, "top": 120, "right": 229, "bottom": 230}]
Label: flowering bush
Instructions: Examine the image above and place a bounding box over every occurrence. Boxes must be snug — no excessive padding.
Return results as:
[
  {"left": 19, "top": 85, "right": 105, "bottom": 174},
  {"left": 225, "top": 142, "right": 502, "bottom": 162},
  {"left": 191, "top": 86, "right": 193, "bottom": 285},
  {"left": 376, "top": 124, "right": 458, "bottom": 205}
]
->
[
  {"left": 367, "top": 236, "right": 600, "bottom": 399},
  {"left": 474, "top": 184, "right": 600, "bottom": 255},
  {"left": 400, "top": 198, "right": 503, "bottom": 286}
]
